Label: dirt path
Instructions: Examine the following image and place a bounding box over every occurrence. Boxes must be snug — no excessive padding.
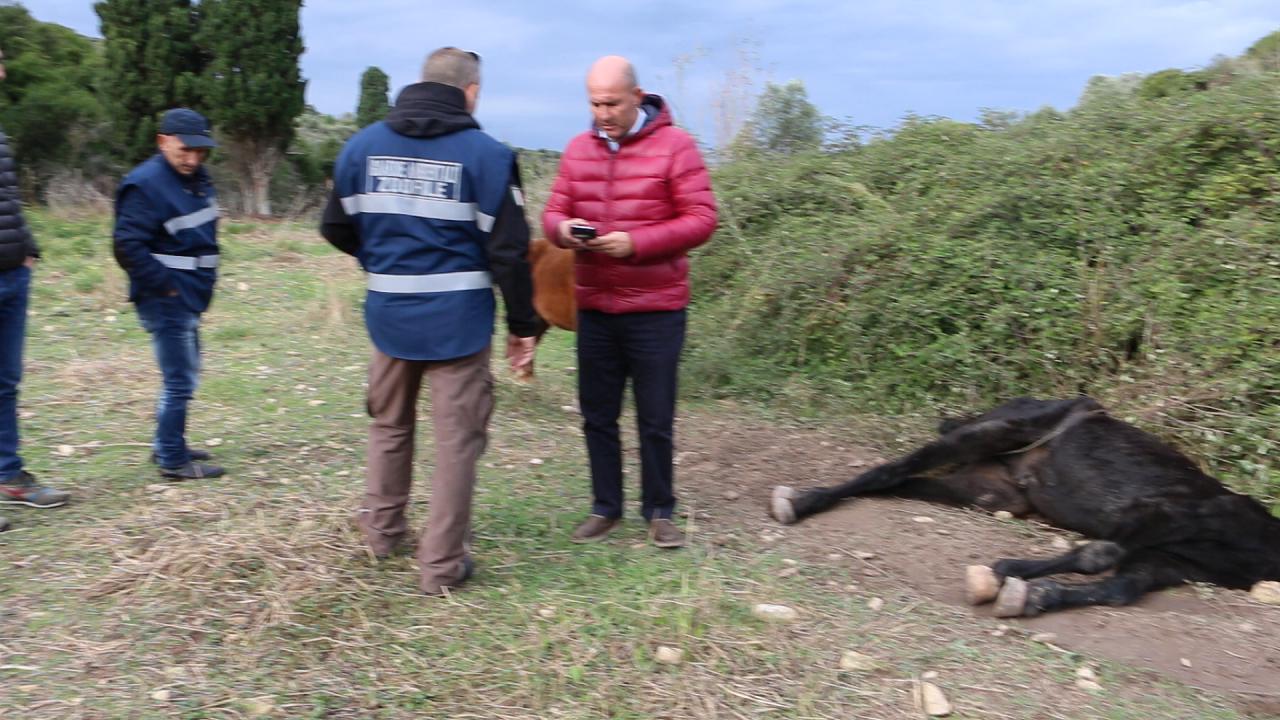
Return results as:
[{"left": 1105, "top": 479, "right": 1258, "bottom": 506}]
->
[{"left": 676, "top": 407, "right": 1280, "bottom": 714}]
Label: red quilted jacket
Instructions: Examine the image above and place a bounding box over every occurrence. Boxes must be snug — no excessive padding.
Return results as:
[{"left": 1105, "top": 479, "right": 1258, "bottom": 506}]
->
[{"left": 542, "top": 95, "right": 718, "bottom": 313}]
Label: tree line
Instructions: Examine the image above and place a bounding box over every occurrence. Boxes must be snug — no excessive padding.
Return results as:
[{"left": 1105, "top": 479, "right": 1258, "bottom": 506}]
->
[{"left": 0, "top": 1, "right": 372, "bottom": 215}]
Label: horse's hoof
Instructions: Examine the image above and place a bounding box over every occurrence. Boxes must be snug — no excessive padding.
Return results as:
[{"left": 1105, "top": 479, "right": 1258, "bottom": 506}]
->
[
  {"left": 771, "top": 486, "right": 797, "bottom": 524},
  {"left": 965, "top": 565, "right": 1002, "bottom": 605},
  {"left": 992, "top": 577, "right": 1029, "bottom": 617}
]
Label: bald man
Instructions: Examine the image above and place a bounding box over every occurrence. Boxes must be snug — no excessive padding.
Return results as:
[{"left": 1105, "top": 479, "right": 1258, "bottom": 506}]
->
[{"left": 543, "top": 56, "right": 718, "bottom": 549}]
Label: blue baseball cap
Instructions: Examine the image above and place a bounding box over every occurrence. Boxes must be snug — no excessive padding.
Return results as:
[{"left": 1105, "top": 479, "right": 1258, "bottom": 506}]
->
[{"left": 159, "top": 108, "right": 218, "bottom": 149}]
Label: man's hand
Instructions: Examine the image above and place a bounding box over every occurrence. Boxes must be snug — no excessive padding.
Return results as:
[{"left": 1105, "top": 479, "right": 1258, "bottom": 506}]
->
[
  {"left": 557, "top": 218, "right": 590, "bottom": 249},
  {"left": 586, "top": 231, "right": 634, "bottom": 259},
  {"left": 22, "top": 256, "right": 36, "bottom": 269},
  {"left": 506, "top": 333, "right": 537, "bottom": 378}
]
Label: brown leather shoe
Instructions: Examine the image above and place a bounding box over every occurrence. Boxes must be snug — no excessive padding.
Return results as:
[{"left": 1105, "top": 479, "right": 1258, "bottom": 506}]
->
[
  {"left": 648, "top": 518, "right": 685, "bottom": 548},
  {"left": 571, "top": 514, "right": 620, "bottom": 543}
]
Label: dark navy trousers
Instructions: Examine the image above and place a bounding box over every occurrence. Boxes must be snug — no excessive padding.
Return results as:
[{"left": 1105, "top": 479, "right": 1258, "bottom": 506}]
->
[
  {"left": 0, "top": 265, "right": 29, "bottom": 480},
  {"left": 577, "top": 309, "right": 686, "bottom": 522}
]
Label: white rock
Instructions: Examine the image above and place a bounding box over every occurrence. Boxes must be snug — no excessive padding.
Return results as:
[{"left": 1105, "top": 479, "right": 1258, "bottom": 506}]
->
[
  {"left": 147, "top": 483, "right": 171, "bottom": 493},
  {"left": 1075, "top": 667, "right": 1097, "bottom": 681},
  {"left": 993, "top": 511, "right": 1014, "bottom": 520},
  {"left": 1031, "top": 632, "right": 1059, "bottom": 644},
  {"left": 752, "top": 603, "right": 799, "bottom": 623},
  {"left": 839, "top": 650, "right": 878, "bottom": 672},
  {"left": 55, "top": 444, "right": 75, "bottom": 457},
  {"left": 1250, "top": 581, "right": 1280, "bottom": 605},
  {"left": 921, "top": 670, "right": 939, "bottom": 681},
  {"left": 1180, "top": 657, "right": 1192, "bottom": 668},
  {"left": 1051, "top": 536, "right": 1073, "bottom": 551},
  {"left": 912, "top": 515, "right": 936, "bottom": 524},
  {"left": 529, "top": 458, "right": 544, "bottom": 466},
  {"left": 537, "top": 607, "right": 556, "bottom": 619},
  {"left": 778, "top": 567, "right": 799, "bottom": 579},
  {"left": 782, "top": 558, "right": 798, "bottom": 566},
  {"left": 1075, "top": 679, "right": 1103, "bottom": 693},
  {"left": 206, "top": 438, "right": 225, "bottom": 447},
  {"left": 150, "top": 689, "right": 172, "bottom": 702},
  {"left": 654, "top": 646, "right": 684, "bottom": 665},
  {"left": 916, "top": 681, "right": 952, "bottom": 716},
  {"left": 723, "top": 490, "right": 741, "bottom": 500},
  {"left": 854, "top": 551, "right": 877, "bottom": 560},
  {"left": 867, "top": 597, "right": 885, "bottom": 612}
]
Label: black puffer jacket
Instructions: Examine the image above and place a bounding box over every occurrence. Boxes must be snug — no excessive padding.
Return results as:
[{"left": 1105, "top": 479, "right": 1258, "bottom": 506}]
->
[{"left": 0, "top": 126, "right": 38, "bottom": 271}]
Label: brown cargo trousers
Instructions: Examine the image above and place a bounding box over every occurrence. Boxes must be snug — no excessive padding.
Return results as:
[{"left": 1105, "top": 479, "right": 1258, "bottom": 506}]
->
[{"left": 359, "top": 345, "right": 493, "bottom": 594}]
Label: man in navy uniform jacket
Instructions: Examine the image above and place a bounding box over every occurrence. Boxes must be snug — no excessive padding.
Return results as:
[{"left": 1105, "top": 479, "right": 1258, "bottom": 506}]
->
[
  {"left": 0, "top": 46, "right": 71, "bottom": 529},
  {"left": 321, "top": 47, "right": 538, "bottom": 596},
  {"left": 112, "top": 108, "right": 224, "bottom": 480}
]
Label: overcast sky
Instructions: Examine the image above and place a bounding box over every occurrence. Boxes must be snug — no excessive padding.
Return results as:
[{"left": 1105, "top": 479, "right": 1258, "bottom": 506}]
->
[{"left": 21, "top": 0, "right": 1280, "bottom": 150}]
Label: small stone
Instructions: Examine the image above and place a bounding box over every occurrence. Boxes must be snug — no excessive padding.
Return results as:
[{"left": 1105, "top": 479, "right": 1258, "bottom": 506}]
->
[
  {"left": 839, "top": 650, "right": 878, "bottom": 672},
  {"left": 782, "top": 558, "right": 798, "bottom": 566},
  {"left": 1250, "top": 581, "right": 1280, "bottom": 605},
  {"left": 826, "top": 553, "right": 842, "bottom": 561},
  {"left": 654, "top": 646, "right": 683, "bottom": 665},
  {"left": 993, "top": 511, "right": 1014, "bottom": 520},
  {"left": 560, "top": 404, "right": 577, "bottom": 413},
  {"left": 243, "top": 697, "right": 276, "bottom": 717},
  {"left": 206, "top": 438, "right": 225, "bottom": 447},
  {"left": 778, "top": 567, "right": 799, "bottom": 579},
  {"left": 537, "top": 607, "right": 556, "bottom": 619},
  {"left": 752, "top": 603, "right": 799, "bottom": 623},
  {"left": 236, "top": 282, "right": 250, "bottom": 291},
  {"left": 529, "top": 458, "right": 544, "bottom": 465},
  {"left": 1051, "top": 536, "right": 1072, "bottom": 551},
  {"left": 867, "top": 597, "right": 885, "bottom": 612},
  {"left": 308, "top": 399, "right": 327, "bottom": 406},
  {"left": 722, "top": 490, "right": 741, "bottom": 501},
  {"left": 55, "top": 444, "right": 75, "bottom": 457},
  {"left": 1031, "top": 632, "right": 1058, "bottom": 644},
  {"left": 1180, "top": 658, "right": 1192, "bottom": 668},
  {"left": 917, "top": 681, "right": 952, "bottom": 716},
  {"left": 921, "top": 671, "right": 939, "bottom": 681},
  {"left": 1075, "top": 667, "right": 1097, "bottom": 681},
  {"left": 147, "top": 483, "right": 171, "bottom": 493},
  {"left": 151, "top": 689, "right": 172, "bottom": 702},
  {"left": 854, "top": 551, "right": 877, "bottom": 560},
  {"left": 934, "top": 528, "right": 952, "bottom": 536},
  {"left": 912, "top": 515, "right": 936, "bottom": 524},
  {"left": 1075, "top": 679, "right": 1103, "bottom": 693}
]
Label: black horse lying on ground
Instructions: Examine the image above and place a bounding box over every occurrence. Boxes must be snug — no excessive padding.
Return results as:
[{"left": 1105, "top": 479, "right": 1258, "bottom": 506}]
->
[{"left": 770, "top": 396, "right": 1280, "bottom": 617}]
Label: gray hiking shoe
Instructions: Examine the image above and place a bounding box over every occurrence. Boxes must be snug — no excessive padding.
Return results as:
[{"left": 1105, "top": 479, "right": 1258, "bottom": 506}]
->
[
  {"left": 0, "top": 471, "right": 71, "bottom": 508},
  {"left": 159, "top": 461, "right": 225, "bottom": 480}
]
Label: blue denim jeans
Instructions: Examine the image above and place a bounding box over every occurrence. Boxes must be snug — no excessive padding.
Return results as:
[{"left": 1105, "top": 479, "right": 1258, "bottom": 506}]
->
[
  {"left": 0, "top": 266, "right": 30, "bottom": 480},
  {"left": 135, "top": 296, "right": 202, "bottom": 467}
]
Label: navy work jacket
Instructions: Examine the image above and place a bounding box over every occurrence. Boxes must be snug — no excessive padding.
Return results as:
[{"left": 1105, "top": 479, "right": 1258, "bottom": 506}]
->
[
  {"left": 112, "top": 154, "right": 219, "bottom": 313},
  {"left": 323, "top": 82, "right": 536, "bottom": 361}
]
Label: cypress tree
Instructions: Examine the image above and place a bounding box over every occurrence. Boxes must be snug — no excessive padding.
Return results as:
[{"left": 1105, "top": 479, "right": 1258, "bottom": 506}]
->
[
  {"left": 356, "top": 66, "right": 391, "bottom": 128},
  {"left": 197, "top": 0, "right": 305, "bottom": 216},
  {"left": 94, "top": 0, "right": 204, "bottom": 164}
]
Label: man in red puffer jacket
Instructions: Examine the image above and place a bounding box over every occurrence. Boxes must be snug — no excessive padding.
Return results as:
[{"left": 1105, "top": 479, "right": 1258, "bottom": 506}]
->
[{"left": 543, "top": 55, "right": 718, "bottom": 549}]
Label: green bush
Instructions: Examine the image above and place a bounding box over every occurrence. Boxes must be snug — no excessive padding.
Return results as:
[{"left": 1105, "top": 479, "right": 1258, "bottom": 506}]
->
[{"left": 689, "top": 54, "right": 1279, "bottom": 499}]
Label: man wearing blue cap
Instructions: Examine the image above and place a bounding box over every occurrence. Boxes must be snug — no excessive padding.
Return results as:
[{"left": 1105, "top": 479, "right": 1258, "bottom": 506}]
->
[{"left": 112, "top": 108, "right": 224, "bottom": 480}]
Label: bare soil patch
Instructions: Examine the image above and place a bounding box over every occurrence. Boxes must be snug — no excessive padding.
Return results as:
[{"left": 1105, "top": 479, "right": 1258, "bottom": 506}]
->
[{"left": 677, "top": 405, "right": 1280, "bottom": 710}]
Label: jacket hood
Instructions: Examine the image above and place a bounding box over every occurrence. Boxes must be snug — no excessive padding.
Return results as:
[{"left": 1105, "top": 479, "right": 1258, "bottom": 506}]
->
[
  {"left": 593, "top": 94, "right": 673, "bottom": 147},
  {"left": 386, "top": 82, "right": 480, "bottom": 138}
]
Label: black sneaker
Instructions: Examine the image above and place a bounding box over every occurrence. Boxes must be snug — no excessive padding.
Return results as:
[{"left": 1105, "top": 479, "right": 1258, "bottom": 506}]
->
[
  {"left": 0, "top": 471, "right": 71, "bottom": 508},
  {"left": 150, "top": 448, "right": 212, "bottom": 465},
  {"left": 158, "top": 461, "right": 225, "bottom": 480}
]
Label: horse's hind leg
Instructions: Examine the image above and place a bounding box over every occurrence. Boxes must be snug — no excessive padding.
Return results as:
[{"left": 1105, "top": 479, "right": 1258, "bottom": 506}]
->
[
  {"left": 966, "top": 540, "right": 1124, "bottom": 606},
  {"left": 990, "top": 560, "right": 1181, "bottom": 617}
]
